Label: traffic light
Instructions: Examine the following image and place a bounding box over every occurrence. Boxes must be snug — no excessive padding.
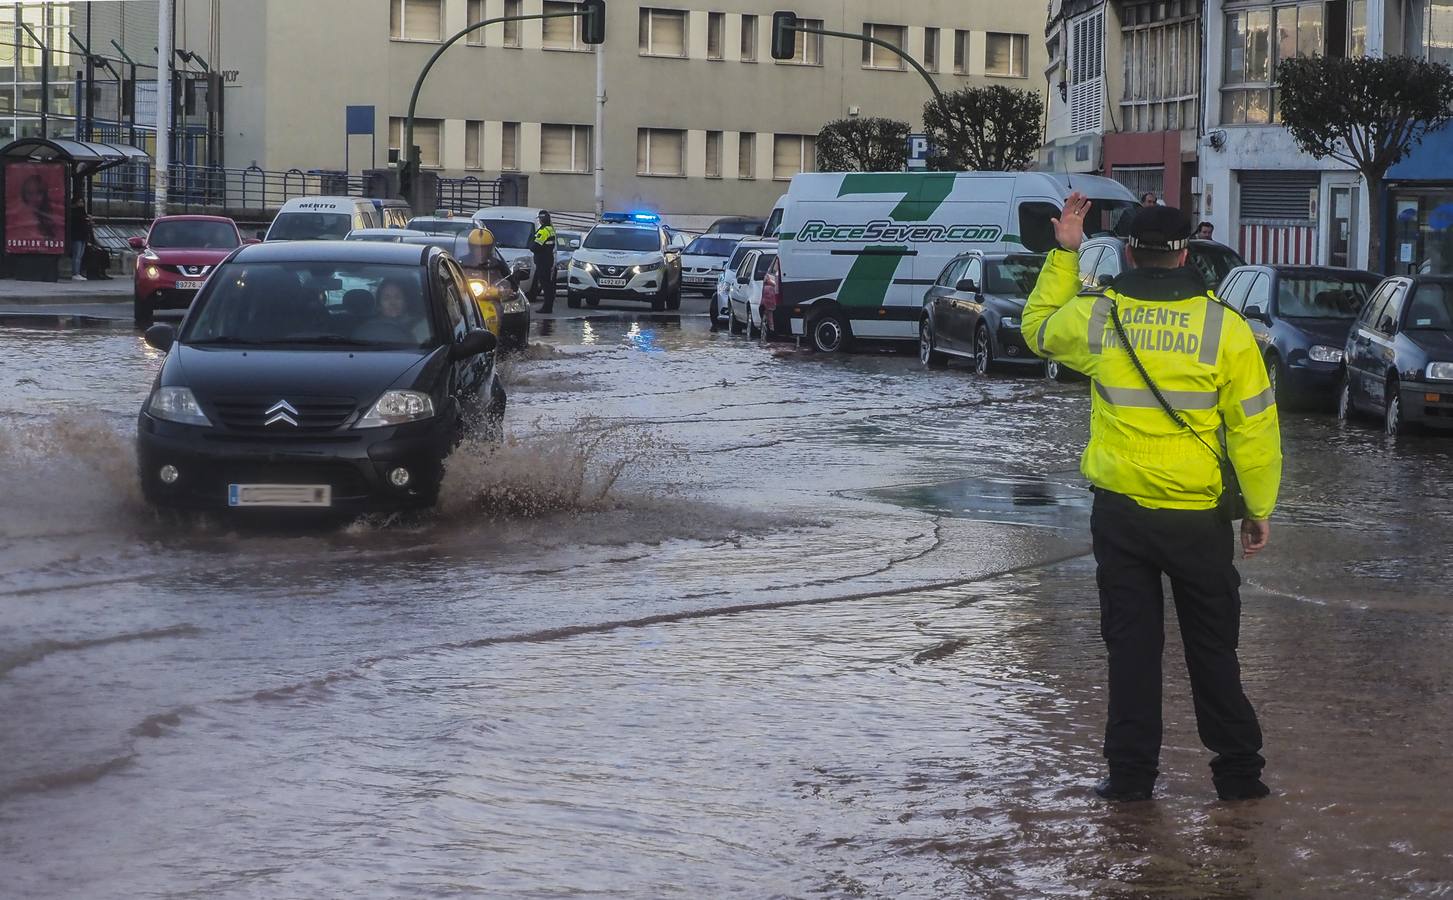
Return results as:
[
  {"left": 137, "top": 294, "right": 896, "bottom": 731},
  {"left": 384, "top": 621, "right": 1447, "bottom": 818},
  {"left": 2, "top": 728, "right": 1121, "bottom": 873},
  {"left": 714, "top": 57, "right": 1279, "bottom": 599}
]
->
[
  {"left": 771, "top": 11, "right": 799, "bottom": 61},
  {"left": 580, "top": 0, "right": 605, "bottom": 45}
]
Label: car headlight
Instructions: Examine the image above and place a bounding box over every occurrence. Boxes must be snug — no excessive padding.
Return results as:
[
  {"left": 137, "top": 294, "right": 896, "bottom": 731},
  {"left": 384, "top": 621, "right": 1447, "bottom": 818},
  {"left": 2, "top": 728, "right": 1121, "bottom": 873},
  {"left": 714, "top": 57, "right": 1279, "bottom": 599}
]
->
[
  {"left": 1308, "top": 344, "right": 1344, "bottom": 364},
  {"left": 355, "top": 390, "right": 435, "bottom": 428},
  {"left": 570, "top": 259, "right": 593, "bottom": 272},
  {"left": 1426, "top": 361, "right": 1453, "bottom": 382},
  {"left": 145, "top": 265, "right": 161, "bottom": 279},
  {"left": 632, "top": 262, "right": 664, "bottom": 275},
  {"left": 468, "top": 279, "right": 486, "bottom": 298},
  {"left": 1001, "top": 316, "right": 1021, "bottom": 329},
  {"left": 147, "top": 386, "right": 212, "bottom": 427}
]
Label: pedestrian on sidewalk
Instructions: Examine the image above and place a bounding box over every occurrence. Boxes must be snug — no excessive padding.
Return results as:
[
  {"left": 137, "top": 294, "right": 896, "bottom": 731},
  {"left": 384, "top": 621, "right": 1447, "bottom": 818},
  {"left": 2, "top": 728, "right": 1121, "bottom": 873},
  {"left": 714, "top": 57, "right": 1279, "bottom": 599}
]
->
[
  {"left": 528, "top": 210, "right": 557, "bottom": 314},
  {"left": 68, "top": 195, "right": 92, "bottom": 282},
  {"left": 1022, "top": 193, "right": 1283, "bottom": 803}
]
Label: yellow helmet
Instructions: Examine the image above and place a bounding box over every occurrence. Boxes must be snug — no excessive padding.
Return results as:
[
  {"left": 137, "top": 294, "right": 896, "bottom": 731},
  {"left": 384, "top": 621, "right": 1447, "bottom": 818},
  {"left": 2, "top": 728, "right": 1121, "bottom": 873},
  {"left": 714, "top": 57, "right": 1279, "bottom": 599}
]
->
[{"left": 468, "top": 226, "right": 495, "bottom": 248}]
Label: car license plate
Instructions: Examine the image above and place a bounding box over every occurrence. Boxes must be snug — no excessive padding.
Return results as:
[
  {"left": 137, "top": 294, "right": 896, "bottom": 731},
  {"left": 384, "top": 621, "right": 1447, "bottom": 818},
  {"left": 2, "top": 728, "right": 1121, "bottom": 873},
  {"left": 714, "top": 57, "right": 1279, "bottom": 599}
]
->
[
  {"left": 599, "top": 278, "right": 627, "bottom": 288},
  {"left": 687, "top": 277, "right": 714, "bottom": 285},
  {"left": 175, "top": 280, "right": 204, "bottom": 290},
  {"left": 227, "top": 484, "right": 332, "bottom": 507}
]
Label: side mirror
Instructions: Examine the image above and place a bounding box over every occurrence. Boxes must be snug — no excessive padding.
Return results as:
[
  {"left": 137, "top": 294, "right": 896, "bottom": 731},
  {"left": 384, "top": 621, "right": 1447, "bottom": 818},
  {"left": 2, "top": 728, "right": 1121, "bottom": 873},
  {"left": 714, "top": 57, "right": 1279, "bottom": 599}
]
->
[
  {"left": 1243, "top": 304, "right": 1268, "bottom": 322},
  {"left": 1096, "top": 274, "right": 1117, "bottom": 288},
  {"left": 507, "top": 264, "right": 528, "bottom": 285},
  {"left": 955, "top": 278, "right": 980, "bottom": 294},
  {"left": 128, "top": 236, "right": 146, "bottom": 251},
  {"left": 143, "top": 323, "right": 175, "bottom": 351},
  {"left": 450, "top": 328, "right": 497, "bottom": 360}
]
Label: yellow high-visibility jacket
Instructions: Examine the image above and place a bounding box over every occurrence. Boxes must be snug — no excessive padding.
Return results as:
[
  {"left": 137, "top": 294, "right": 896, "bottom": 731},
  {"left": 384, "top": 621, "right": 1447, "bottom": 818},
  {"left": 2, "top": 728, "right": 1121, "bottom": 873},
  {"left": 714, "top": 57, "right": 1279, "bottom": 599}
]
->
[{"left": 1022, "top": 249, "right": 1282, "bottom": 518}]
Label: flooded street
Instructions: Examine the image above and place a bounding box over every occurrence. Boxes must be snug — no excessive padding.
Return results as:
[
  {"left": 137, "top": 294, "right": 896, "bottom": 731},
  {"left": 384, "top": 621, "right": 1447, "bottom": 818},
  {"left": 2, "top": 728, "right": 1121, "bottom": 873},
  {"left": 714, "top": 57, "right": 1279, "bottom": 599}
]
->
[{"left": 1, "top": 304, "right": 1450, "bottom": 898}]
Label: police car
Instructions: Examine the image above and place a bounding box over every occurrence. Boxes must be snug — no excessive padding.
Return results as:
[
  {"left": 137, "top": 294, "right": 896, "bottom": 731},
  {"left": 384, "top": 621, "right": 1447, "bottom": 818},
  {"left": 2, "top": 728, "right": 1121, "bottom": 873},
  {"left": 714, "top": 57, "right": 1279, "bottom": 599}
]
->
[{"left": 566, "top": 212, "right": 683, "bottom": 311}]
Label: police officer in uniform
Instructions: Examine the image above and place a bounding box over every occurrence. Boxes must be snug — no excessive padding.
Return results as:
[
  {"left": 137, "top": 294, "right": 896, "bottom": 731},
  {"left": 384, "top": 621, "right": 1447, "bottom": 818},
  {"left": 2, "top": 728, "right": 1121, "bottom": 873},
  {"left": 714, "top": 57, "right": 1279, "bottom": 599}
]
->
[
  {"left": 528, "top": 210, "right": 557, "bottom": 313},
  {"left": 1022, "top": 193, "right": 1282, "bottom": 803}
]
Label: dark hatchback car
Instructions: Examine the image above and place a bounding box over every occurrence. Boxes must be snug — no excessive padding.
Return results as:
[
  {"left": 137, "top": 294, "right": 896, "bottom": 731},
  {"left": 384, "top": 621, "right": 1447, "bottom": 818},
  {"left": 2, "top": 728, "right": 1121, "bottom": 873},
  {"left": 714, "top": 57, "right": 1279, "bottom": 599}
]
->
[
  {"left": 1215, "top": 265, "right": 1381, "bottom": 405},
  {"left": 1340, "top": 275, "right": 1453, "bottom": 435},
  {"left": 1077, "top": 236, "right": 1245, "bottom": 294},
  {"left": 137, "top": 241, "right": 503, "bottom": 512},
  {"left": 920, "top": 251, "right": 1046, "bottom": 374}
]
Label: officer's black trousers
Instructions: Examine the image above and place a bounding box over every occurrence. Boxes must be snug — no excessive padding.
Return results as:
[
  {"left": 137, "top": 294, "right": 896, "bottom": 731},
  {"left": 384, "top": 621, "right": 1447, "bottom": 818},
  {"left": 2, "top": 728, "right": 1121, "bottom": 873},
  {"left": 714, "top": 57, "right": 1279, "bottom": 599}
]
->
[
  {"left": 1090, "top": 489, "right": 1265, "bottom": 788},
  {"left": 529, "top": 255, "right": 555, "bottom": 309}
]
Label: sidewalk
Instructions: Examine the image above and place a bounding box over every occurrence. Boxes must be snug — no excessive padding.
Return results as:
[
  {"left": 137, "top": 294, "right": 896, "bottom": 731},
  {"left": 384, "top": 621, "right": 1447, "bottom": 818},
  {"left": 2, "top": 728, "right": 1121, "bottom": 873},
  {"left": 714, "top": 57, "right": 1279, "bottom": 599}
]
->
[{"left": 0, "top": 277, "right": 132, "bottom": 305}]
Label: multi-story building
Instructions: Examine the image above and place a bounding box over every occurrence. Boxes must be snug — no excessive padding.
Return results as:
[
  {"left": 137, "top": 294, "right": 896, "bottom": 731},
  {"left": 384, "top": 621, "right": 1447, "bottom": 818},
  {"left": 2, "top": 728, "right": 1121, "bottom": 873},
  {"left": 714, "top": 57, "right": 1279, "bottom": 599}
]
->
[
  {"left": 1040, "top": 0, "right": 1202, "bottom": 213},
  {"left": 196, "top": 0, "right": 1047, "bottom": 216}
]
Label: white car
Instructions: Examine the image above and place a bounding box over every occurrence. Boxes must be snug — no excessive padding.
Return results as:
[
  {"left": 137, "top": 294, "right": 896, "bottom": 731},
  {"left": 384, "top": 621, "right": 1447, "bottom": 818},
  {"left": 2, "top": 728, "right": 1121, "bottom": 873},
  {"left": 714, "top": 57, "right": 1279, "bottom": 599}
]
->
[
  {"left": 567, "top": 213, "right": 683, "bottom": 311},
  {"left": 681, "top": 233, "right": 752, "bottom": 298},
  {"left": 470, "top": 206, "right": 542, "bottom": 292},
  {"left": 728, "top": 245, "right": 778, "bottom": 336},
  {"left": 714, "top": 239, "right": 775, "bottom": 327}
]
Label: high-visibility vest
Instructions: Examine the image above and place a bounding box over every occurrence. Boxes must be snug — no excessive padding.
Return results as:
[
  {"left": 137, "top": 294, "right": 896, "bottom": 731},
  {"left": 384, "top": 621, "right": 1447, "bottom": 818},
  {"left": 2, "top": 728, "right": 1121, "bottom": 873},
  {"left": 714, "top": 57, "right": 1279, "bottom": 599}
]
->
[
  {"left": 1022, "top": 249, "right": 1282, "bottom": 518},
  {"left": 532, "top": 224, "right": 556, "bottom": 250}
]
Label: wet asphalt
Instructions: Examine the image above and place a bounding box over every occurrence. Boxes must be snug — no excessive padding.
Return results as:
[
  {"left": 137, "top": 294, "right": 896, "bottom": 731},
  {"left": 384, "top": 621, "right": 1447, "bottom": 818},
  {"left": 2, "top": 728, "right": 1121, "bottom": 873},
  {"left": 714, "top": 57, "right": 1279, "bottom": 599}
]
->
[{"left": 0, "top": 295, "right": 1450, "bottom": 898}]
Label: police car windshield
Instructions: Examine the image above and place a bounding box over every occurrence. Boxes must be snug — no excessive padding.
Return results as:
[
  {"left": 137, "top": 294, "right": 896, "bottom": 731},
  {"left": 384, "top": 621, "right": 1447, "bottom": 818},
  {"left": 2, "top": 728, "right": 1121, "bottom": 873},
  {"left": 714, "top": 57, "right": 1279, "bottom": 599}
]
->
[
  {"left": 986, "top": 255, "right": 1046, "bottom": 295},
  {"left": 474, "top": 219, "right": 534, "bottom": 248},
  {"left": 269, "top": 213, "right": 352, "bottom": 241},
  {"left": 183, "top": 261, "right": 438, "bottom": 349},
  {"left": 1276, "top": 276, "right": 1374, "bottom": 319},
  {"left": 585, "top": 226, "right": 659, "bottom": 252},
  {"left": 685, "top": 237, "right": 739, "bottom": 257},
  {"left": 150, "top": 219, "right": 239, "bottom": 249}
]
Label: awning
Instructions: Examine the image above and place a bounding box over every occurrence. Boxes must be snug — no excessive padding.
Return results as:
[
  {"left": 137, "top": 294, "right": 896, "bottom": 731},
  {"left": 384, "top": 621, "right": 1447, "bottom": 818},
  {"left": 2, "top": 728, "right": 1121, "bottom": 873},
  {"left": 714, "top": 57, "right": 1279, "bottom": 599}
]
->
[{"left": 0, "top": 138, "right": 150, "bottom": 177}]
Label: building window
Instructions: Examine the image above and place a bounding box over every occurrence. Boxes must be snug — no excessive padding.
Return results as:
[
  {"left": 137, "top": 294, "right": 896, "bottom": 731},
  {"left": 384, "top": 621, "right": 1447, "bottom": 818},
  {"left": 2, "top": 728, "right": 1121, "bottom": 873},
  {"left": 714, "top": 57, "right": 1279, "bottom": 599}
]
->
[
  {"left": 772, "top": 134, "right": 816, "bottom": 179},
  {"left": 739, "top": 132, "right": 756, "bottom": 179},
  {"left": 466, "top": 0, "right": 516, "bottom": 46},
  {"left": 707, "top": 12, "right": 725, "bottom": 60},
  {"left": 389, "top": 116, "right": 441, "bottom": 167},
  {"left": 705, "top": 130, "right": 723, "bottom": 178},
  {"left": 502, "top": 0, "right": 523, "bottom": 47},
  {"left": 390, "top": 0, "right": 442, "bottom": 42},
  {"left": 466, "top": 120, "right": 483, "bottom": 169},
  {"left": 639, "top": 8, "right": 688, "bottom": 57},
  {"left": 1223, "top": 3, "right": 1322, "bottom": 125},
  {"left": 1120, "top": 0, "right": 1199, "bottom": 133},
  {"left": 637, "top": 128, "right": 686, "bottom": 176},
  {"left": 953, "top": 30, "right": 970, "bottom": 74},
  {"left": 1406, "top": 0, "right": 1453, "bottom": 66},
  {"left": 543, "top": 0, "right": 590, "bottom": 51},
  {"left": 1349, "top": 0, "right": 1367, "bottom": 55},
  {"left": 741, "top": 14, "right": 759, "bottom": 61},
  {"left": 1070, "top": 11, "right": 1105, "bottom": 134},
  {"left": 781, "top": 18, "right": 823, "bottom": 65},
  {"left": 501, "top": 122, "right": 519, "bottom": 171},
  {"left": 862, "top": 23, "right": 907, "bottom": 70},
  {"left": 541, "top": 124, "right": 591, "bottom": 173},
  {"left": 924, "top": 27, "right": 940, "bottom": 72},
  {"left": 985, "top": 33, "right": 1028, "bottom": 77}
]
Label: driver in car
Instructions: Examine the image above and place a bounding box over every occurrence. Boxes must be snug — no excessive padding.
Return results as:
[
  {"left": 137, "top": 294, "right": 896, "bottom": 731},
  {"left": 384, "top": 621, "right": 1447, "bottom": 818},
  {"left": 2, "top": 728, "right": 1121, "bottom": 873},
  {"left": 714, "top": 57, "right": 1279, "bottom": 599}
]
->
[{"left": 365, "top": 278, "right": 429, "bottom": 344}]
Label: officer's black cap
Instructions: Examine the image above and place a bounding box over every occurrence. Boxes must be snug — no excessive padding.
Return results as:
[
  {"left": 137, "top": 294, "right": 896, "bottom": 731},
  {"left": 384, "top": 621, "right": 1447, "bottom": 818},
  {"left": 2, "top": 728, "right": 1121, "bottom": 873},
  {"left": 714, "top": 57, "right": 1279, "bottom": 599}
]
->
[{"left": 1127, "top": 206, "right": 1194, "bottom": 252}]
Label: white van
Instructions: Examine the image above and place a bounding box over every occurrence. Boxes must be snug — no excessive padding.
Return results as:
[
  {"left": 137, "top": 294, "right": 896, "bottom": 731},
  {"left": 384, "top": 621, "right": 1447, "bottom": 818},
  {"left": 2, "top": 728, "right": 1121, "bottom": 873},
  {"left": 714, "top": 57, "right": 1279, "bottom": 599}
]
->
[
  {"left": 766, "top": 172, "right": 1137, "bottom": 352},
  {"left": 265, "top": 197, "right": 384, "bottom": 242}
]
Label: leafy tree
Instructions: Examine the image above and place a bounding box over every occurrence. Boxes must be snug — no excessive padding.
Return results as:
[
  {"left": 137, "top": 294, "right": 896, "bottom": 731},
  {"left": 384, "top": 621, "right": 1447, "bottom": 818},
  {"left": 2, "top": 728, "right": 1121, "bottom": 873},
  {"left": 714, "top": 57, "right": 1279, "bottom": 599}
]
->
[
  {"left": 815, "top": 117, "right": 912, "bottom": 172},
  {"left": 921, "top": 86, "right": 1042, "bottom": 172},
  {"left": 1276, "top": 55, "right": 1453, "bottom": 269}
]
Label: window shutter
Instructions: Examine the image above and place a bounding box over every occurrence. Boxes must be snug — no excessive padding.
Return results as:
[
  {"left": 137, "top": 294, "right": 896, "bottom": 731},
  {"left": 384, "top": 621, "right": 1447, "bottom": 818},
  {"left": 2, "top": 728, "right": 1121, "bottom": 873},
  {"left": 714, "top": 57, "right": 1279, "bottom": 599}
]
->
[
  {"left": 773, "top": 136, "right": 799, "bottom": 179},
  {"left": 705, "top": 132, "right": 722, "bottom": 177},
  {"left": 1238, "top": 170, "right": 1319, "bottom": 222},
  {"left": 543, "top": 1, "right": 577, "bottom": 49},
  {"left": 404, "top": 0, "right": 441, "bottom": 41},
  {"left": 466, "top": 121, "right": 481, "bottom": 168},
  {"left": 657, "top": 11, "right": 686, "bottom": 56},
  {"left": 708, "top": 13, "right": 724, "bottom": 59},
  {"left": 542, "top": 125, "right": 572, "bottom": 171},
  {"left": 501, "top": 122, "right": 518, "bottom": 170},
  {"left": 739, "top": 133, "right": 756, "bottom": 179}
]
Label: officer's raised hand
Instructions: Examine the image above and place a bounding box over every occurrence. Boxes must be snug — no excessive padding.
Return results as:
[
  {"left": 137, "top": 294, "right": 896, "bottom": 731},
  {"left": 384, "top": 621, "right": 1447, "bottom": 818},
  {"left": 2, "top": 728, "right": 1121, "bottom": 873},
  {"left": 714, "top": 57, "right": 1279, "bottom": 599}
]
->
[{"left": 1052, "top": 191, "right": 1092, "bottom": 253}]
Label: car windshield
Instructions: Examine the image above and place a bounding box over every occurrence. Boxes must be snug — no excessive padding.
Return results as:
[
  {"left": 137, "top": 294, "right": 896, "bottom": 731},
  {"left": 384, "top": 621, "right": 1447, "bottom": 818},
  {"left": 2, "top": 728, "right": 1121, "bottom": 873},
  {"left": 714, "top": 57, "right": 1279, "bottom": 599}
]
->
[
  {"left": 1277, "top": 276, "right": 1375, "bottom": 319},
  {"left": 408, "top": 218, "right": 473, "bottom": 235},
  {"left": 708, "top": 219, "right": 764, "bottom": 235},
  {"left": 182, "top": 261, "right": 437, "bottom": 349},
  {"left": 985, "top": 255, "right": 1046, "bottom": 295},
  {"left": 268, "top": 212, "right": 353, "bottom": 241},
  {"left": 1405, "top": 283, "right": 1453, "bottom": 330},
  {"left": 685, "top": 237, "right": 739, "bottom": 257},
  {"left": 149, "top": 219, "right": 239, "bottom": 250},
  {"left": 584, "top": 226, "right": 659, "bottom": 251},
  {"left": 1188, "top": 245, "right": 1242, "bottom": 287},
  {"left": 474, "top": 218, "right": 534, "bottom": 248}
]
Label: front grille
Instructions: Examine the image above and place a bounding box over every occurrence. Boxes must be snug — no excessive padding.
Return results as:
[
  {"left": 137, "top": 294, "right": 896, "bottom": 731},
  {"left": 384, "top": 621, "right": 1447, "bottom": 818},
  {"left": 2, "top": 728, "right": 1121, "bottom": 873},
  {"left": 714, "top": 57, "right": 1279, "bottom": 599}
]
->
[
  {"left": 209, "top": 395, "right": 357, "bottom": 433},
  {"left": 601, "top": 265, "right": 626, "bottom": 278}
]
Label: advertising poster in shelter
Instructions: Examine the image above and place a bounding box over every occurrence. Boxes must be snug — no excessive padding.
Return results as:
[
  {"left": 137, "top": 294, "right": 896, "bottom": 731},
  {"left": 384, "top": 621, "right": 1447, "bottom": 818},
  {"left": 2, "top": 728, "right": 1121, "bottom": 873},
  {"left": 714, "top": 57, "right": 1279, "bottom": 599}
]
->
[{"left": 5, "top": 161, "right": 66, "bottom": 254}]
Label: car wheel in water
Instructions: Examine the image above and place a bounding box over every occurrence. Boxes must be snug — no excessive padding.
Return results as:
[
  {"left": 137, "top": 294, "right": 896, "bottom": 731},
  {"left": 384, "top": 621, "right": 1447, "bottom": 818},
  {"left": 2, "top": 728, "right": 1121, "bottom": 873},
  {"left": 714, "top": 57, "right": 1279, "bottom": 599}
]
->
[
  {"left": 1385, "top": 381, "right": 1415, "bottom": 437},
  {"left": 919, "top": 318, "right": 946, "bottom": 367},
  {"left": 808, "top": 309, "right": 851, "bottom": 354},
  {"left": 1336, "top": 373, "right": 1357, "bottom": 423},
  {"left": 729, "top": 308, "right": 746, "bottom": 334},
  {"left": 567, "top": 292, "right": 582, "bottom": 309},
  {"left": 482, "top": 383, "right": 507, "bottom": 444},
  {"left": 974, "top": 324, "right": 995, "bottom": 376},
  {"left": 651, "top": 290, "right": 666, "bottom": 312},
  {"left": 665, "top": 281, "right": 682, "bottom": 311}
]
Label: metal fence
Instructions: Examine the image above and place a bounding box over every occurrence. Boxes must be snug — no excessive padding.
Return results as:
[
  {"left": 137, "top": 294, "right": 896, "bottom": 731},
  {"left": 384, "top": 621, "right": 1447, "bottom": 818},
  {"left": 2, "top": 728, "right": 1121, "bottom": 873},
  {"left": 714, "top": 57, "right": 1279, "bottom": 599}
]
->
[{"left": 435, "top": 176, "right": 503, "bottom": 215}]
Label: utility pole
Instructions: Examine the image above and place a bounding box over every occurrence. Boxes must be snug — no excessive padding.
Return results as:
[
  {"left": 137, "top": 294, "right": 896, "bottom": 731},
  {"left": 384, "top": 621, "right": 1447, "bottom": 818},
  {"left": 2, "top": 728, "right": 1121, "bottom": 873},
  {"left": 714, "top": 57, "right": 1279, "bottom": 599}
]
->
[
  {"left": 594, "top": 36, "right": 605, "bottom": 219},
  {"left": 156, "top": 0, "right": 173, "bottom": 218}
]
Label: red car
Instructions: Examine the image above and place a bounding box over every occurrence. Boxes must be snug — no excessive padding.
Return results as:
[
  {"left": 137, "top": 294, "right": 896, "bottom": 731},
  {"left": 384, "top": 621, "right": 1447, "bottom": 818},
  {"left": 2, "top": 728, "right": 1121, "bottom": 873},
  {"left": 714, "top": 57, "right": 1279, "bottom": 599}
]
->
[{"left": 130, "top": 215, "right": 249, "bottom": 326}]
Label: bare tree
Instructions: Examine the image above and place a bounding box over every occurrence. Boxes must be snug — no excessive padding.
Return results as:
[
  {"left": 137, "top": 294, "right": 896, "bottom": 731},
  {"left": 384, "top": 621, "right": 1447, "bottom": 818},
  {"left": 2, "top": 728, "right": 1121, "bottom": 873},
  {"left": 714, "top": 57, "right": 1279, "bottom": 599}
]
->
[
  {"left": 815, "top": 117, "right": 912, "bottom": 172},
  {"left": 921, "top": 86, "right": 1042, "bottom": 172}
]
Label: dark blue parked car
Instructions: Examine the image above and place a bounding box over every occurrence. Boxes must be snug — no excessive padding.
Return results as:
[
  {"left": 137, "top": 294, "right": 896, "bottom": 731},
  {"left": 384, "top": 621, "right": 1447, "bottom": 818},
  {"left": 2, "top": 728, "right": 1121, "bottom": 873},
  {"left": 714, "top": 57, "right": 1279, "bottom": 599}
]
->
[
  {"left": 1340, "top": 275, "right": 1453, "bottom": 436},
  {"left": 1214, "top": 265, "right": 1381, "bottom": 406}
]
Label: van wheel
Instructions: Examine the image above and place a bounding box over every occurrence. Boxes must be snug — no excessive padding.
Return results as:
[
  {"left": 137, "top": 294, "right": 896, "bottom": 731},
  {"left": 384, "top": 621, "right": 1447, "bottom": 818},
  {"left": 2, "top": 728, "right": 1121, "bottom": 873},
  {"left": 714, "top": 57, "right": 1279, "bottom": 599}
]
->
[
  {"left": 808, "top": 309, "right": 851, "bottom": 354},
  {"left": 973, "top": 324, "right": 995, "bottom": 375},
  {"left": 919, "top": 318, "right": 946, "bottom": 367}
]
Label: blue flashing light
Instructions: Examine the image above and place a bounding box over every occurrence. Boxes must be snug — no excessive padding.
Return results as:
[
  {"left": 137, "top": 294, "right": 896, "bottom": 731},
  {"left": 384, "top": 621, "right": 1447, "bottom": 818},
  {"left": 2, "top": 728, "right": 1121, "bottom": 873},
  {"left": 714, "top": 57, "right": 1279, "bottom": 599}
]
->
[{"left": 602, "top": 210, "right": 660, "bottom": 224}]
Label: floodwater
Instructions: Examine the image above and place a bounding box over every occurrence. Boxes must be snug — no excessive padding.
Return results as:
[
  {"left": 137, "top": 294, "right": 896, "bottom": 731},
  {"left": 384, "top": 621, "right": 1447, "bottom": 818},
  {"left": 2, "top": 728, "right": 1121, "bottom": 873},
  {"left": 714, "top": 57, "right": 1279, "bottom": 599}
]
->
[{"left": 1, "top": 306, "right": 1451, "bottom": 898}]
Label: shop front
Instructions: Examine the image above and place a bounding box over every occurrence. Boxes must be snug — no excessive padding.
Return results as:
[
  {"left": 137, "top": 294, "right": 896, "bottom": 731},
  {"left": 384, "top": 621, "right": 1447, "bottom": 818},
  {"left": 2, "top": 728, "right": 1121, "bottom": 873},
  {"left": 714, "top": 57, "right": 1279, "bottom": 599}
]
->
[{"left": 1384, "top": 123, "right": 1453, "bottom": 276}]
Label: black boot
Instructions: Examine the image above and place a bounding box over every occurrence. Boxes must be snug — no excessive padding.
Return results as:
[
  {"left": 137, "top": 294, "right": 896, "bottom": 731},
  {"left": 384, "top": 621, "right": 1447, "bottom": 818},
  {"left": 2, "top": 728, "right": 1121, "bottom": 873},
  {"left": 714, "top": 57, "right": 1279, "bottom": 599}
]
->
[
  {"left": 1094, "top": 776, "right": 1153, "bottom": 802},
  {"left": 1214, "top": 776, "right": 1270, "bottom": 801}
]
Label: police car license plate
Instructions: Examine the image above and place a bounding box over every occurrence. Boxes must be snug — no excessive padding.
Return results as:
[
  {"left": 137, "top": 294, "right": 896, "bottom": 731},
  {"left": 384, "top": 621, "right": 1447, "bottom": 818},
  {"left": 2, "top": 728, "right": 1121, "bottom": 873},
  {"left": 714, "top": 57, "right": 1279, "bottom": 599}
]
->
[
  {"left": 228, "top": 484, "right": 332, "bottom": 507},
  {"left": 176, "top": 280, "right": 204, "bottom": 290},
  {"left": 599, "top": 278, "right": 627, "bottom": 288}
]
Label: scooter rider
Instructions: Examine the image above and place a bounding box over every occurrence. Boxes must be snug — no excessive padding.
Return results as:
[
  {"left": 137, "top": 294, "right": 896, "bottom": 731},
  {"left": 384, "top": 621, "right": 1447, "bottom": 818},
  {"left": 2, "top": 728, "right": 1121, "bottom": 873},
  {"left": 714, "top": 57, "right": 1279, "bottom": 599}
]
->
[{"left": 1021, "top": 193, "right": 1282, "bottom": 803}]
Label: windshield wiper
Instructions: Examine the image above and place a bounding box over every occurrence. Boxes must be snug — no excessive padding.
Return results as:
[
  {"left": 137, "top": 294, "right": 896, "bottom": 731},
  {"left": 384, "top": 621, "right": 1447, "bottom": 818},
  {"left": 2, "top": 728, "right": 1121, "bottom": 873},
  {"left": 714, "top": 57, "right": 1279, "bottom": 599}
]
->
[
  {"left": 188, "top": 336, "right": 262, "bottom": 346},
  {"left": 271, "top": 335, "right": 377, "bottom": 346}
]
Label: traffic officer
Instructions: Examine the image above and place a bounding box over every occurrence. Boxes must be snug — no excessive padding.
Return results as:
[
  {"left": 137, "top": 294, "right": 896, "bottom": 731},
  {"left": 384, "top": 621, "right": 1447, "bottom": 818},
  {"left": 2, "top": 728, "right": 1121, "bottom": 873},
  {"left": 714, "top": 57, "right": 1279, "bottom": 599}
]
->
[
  {"left": 1022, "top": 193, "right": 1282, "bottom": 803},
  {"left": 528, "top": 209, "right": 557, "bottom": 313}
]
